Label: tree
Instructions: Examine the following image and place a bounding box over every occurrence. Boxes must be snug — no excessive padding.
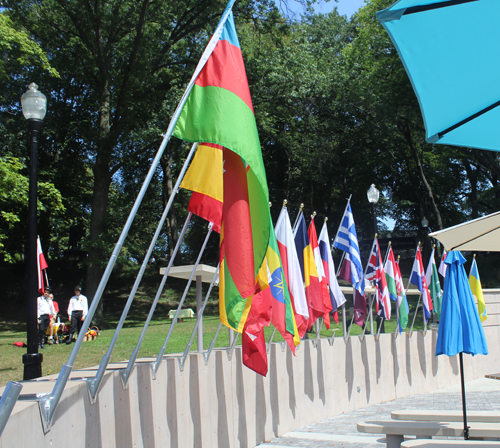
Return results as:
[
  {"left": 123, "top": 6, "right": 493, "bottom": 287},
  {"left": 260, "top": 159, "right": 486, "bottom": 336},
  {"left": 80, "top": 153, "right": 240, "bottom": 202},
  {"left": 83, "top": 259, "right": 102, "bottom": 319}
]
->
[{"left": 5, "top": 0, "right": 284, "bottom": 326}]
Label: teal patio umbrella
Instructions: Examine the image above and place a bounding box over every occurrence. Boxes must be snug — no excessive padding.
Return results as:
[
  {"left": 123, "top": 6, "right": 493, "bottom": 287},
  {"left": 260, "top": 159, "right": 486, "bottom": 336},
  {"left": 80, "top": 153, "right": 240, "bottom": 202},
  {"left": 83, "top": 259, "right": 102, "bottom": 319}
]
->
[
  {"left": 377, "top": 0, "right": 500, "bottom": 152},
  {"left": 435, "top": 251, "right": 488, "bottom": 440}
]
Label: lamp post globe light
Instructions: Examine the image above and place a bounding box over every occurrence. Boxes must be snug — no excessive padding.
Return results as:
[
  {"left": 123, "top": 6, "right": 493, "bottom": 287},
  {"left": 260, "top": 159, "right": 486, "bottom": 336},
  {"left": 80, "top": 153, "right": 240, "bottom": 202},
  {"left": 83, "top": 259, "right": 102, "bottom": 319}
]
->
[
  {"left": 367, "top": 184, "right": 384, "bottom": 333},
  {"left": 21, "top": 83, "right": 47, "bottom": 380},
  {"left": 367, "top": 184, "right": 380, "bottom": 237}
]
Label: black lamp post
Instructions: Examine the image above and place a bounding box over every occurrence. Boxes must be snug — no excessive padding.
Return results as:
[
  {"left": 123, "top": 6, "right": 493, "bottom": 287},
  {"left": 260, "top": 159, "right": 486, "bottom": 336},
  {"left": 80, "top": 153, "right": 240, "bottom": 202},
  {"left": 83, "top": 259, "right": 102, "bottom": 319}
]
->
[
  {"left": 421, "top": 216, "right": 429, "bottom": 265},
  {"left": 21, "top": 83, "right": 47, "bottom": 380}
]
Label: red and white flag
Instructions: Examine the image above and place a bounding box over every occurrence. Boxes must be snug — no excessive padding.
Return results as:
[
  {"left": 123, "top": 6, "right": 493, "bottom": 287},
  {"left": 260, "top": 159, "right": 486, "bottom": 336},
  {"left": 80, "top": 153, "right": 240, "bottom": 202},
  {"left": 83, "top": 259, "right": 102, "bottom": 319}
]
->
[
  {"left": 438, "top": 250, "right": 447, "bottom": 279},
  {"left": 318, "top": 221, "right": 346, "bottom": 324},
  {"left": 275, "top": 206, "right": 309, "bottom": 338},
  {"left": 37, "top": 236, "right": 49, "bottom": 294}
]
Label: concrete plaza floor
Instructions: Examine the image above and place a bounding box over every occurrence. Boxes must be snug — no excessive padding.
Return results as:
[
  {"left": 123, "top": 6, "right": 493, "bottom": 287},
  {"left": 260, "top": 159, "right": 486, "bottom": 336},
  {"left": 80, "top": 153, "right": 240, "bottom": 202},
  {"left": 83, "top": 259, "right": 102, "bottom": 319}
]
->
[{"left": 255, "top": 378, "right": 500, "bottom": 448}]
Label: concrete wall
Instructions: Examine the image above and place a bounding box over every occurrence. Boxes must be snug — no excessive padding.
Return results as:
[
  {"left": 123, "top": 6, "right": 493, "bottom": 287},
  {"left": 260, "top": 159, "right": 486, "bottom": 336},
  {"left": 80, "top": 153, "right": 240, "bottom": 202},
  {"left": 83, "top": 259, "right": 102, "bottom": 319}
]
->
[{"left": 2, "top": 291, "right": 500, "bottom": 448}]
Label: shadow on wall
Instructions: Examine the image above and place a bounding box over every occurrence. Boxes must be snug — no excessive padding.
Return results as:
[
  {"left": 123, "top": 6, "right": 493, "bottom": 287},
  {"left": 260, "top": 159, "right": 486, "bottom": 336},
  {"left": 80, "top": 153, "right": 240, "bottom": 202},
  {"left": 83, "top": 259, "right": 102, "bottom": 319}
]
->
[
  {"left": 345, "top": 337, "right": 354, "bottom": 401},
  {"left": 303, "top": 341, "right": 314, "bottom": 401},
  {"left": 417, "top": 332, "right": 427, "bottom": 377},
  {"left": 235, "top": 350, "right": 248, "bottom": 447},
  {"left": 256, "top": 372, "right": 267, "bottom": 442},
  {"left": 392, "top": 336, "right": 399, "bottom": 386},
  {"left": 316, "top": 342, "right": 326, "bottom": 405},
  {"left": 166, "top": 359, "right": 178, "bottom": 447},
  {"left": 114, "top": 369, "right": 133, "bottom": 448},
  {"left": 286, "top": 346, "right": 297, "bottom": 420},
  {"left": 361, "top": 338, "right": 371, "bottom": 402},
  {"left": 138, "top": 365, "right": 156, "bottom": 448},
  {"left": 216, "top": 351, "right": 230, "bottom": 448},
  {"left": 269, "top": 344, "right": 279, "bottom": 436},
  {"left": 406, "top": 333, "right": 412, "bottom": 386},
  {"left": 190, "top": 355, "right": 202, "bottom": 448}
]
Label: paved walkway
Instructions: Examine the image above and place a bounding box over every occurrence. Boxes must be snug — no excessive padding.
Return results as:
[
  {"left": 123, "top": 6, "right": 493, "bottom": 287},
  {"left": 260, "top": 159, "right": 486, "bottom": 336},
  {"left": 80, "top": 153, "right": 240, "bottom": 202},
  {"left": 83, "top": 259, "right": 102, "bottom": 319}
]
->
[{"left": 256, "top": 378, "right": 500, "bottom": 448}]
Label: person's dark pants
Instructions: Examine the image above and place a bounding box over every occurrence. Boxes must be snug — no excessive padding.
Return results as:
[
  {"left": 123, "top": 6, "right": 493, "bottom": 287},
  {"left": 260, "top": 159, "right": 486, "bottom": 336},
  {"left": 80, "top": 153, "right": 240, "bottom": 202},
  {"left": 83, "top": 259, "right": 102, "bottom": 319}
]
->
[
  {"left": 38, "top": 314, "right": 50, "bottom": 347},
  {"left": 68, "top": 310, "right": 84, "bottom": 341}
]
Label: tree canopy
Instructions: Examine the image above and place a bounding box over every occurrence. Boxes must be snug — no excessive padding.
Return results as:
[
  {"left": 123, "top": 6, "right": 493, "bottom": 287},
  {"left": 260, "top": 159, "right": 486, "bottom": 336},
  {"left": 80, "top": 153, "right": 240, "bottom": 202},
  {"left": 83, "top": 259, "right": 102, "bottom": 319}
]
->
[{"left": 3, "top": 0, "right": 500, "bottom": 322}]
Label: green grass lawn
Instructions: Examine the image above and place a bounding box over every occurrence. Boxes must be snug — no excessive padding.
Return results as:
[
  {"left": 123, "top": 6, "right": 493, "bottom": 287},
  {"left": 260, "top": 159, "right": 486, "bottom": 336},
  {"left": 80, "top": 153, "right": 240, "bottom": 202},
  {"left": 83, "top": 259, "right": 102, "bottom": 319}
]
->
[{"left": 0, "top": 292, "right": 427, "bottom": 388}]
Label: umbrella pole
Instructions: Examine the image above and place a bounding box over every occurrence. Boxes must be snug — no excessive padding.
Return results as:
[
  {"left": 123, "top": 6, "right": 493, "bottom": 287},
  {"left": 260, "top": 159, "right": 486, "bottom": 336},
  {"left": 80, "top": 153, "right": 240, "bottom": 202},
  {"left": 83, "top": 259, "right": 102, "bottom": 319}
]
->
[{"left": 459, "top": 352, "right": 469, "bottom": 440}]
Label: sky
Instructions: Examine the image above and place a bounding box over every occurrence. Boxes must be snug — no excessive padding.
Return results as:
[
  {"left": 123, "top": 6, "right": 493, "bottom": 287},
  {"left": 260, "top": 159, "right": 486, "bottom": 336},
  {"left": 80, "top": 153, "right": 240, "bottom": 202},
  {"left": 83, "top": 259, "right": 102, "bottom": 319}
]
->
[
  {"left": 284, "top": 0, "right": 368, "bottom": 18},
  {"left": 315, "top": 0, "right": 367, "bottom": 17}
]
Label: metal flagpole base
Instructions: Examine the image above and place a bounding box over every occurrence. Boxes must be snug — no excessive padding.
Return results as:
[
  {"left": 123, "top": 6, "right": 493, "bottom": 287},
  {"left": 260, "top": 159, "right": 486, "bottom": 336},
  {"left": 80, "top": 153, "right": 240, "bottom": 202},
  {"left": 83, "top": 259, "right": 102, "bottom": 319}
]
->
[
  {"left": 38, "top": 364, "right": 72, "bottom": 434},
  {"left": 226, "top": 332, "right": 239, "bottom": 361},
  {"left": 0, "top": 381, "right": 22, "bottom": 437},
  {"left": 327, "top": 329, "right": 337, "bottom": 346}
]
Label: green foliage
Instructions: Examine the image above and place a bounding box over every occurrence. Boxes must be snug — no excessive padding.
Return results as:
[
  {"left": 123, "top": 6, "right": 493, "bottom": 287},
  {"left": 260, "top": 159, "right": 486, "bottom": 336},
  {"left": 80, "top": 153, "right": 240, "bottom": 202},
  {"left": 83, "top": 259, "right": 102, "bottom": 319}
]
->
[
  {"left": 2, "top": 0, "right": 500, "bottom": 293},
  {"left": 0, "top": 157, "right": 65, "bottom": 263},
  {"left": 0, "top": 12, "right": 58, "bottom": 79}
]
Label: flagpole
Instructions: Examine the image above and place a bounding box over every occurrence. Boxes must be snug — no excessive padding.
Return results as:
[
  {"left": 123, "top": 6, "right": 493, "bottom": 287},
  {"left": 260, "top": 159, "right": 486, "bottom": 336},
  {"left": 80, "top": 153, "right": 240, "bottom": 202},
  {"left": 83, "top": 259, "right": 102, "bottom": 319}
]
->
[
  {"left": 179, "top": 263, "right": 220, "bottom": 370},
  {"left": 333, "top": 195, "right": 351, "bottom": 340},
  {"left": 357, "top": 236, "right": 378, "bottom": 340},
  {"left": 394, "top": 255, "right": 401, "bottom": 338},
  {"left": 39, "top": 139, "right": 198, "bottom": 432},
  {"left": 152, "top": 223, "right": 214, "bottom": 378},
  {"left": 39, "top": 237, "right": 50, "bottom": 287},
  {"left": 121, "top": 212, "right": 193, "bottom": 388},
  {"left": 88, "top": 163, "right": 202, "bottom": 400},
  {"left": 332, "top": 195, "right": 352, "bottom": 244},
  {"left": 267, "top": 327, "right": 277, "bottom": 353},
  {"left": 36, "top": 1, "right": 241, "bottom": 429},
  {"left": 376, "top": 241, "right": 392, "bottom": 338},
  {"left": 408, "top": 243, "right": 422, "bottom": 337},
  {"left": 292, "top": 203, "right": 304, "bottom": 234},
  {"left": 336, "top": 252, "right": 346, "bottom": 276}
]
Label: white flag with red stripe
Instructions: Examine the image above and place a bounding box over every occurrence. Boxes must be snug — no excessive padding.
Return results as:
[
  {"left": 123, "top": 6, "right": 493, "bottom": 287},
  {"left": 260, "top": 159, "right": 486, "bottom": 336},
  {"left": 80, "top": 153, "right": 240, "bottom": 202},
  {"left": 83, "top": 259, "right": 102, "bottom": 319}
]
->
[
  {"left": 275, "top": 206, "right": 309, "bottom": 338},
  {"left": 37, "top": 236, "right": 49, "bottom": 293}
]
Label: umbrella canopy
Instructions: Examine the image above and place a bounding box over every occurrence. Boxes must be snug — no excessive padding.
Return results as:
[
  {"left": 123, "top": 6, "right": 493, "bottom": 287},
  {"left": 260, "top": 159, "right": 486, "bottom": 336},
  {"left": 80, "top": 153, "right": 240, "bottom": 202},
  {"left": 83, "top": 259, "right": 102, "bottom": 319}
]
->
[
  {"left": 377, "top": 0, "right": 500, "bottom": 152},
  {"left": 435, "top": 251, "right": 488, "bottom": 357},
  {"left": 429, "top": 211, "right": 500, "bottom": 251}
]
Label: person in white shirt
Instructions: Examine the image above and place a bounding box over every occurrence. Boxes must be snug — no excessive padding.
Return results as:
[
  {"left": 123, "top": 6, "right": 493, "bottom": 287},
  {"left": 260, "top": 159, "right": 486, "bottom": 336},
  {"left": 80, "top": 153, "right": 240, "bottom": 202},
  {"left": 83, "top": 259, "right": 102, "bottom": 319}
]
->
[
  {"left": 66, "top": 286, "right": 88, "bottom": 344},
  {"left": 37, "top": 286, "right": 56, "bottom": 349}
]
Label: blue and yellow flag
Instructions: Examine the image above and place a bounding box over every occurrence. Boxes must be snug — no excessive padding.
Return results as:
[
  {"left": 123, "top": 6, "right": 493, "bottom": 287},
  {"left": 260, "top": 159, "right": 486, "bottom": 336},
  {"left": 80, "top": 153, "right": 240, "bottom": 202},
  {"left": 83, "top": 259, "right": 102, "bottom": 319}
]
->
[{"left": 469, "top": 257, "right": 487, "bottom": 323}]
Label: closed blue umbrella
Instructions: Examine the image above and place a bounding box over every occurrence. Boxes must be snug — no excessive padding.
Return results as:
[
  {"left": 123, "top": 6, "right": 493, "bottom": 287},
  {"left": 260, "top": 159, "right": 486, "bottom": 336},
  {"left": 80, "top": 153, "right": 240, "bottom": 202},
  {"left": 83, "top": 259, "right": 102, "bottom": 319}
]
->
[
  {"left": 377, "top": 0, "right": 500, "bottom": 152},
  {"left": 435, "top": 251, "right": 488, "bottom": 439}
]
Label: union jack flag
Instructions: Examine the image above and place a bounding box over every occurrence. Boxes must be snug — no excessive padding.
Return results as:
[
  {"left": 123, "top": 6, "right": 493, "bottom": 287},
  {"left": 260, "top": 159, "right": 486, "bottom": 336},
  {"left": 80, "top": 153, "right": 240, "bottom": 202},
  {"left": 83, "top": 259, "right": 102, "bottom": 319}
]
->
[{"left": 365, "top": 238, "right": 391, "bottom": 320}]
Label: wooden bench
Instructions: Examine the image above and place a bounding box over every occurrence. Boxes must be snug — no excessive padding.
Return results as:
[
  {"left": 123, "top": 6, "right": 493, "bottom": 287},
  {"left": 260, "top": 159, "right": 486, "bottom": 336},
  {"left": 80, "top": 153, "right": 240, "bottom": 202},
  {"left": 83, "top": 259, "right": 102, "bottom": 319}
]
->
[
  {"left": 168, "top": 308, "right": 195, "bottom": 319},
  {"left": 357, "top": 420, "right": 500, "bottom": 448},
  {"left": 401, "top": 441, "right": 500, "bottom": 447},
  {"left": 392, "top": 410, "right": 500, "bottom": 423}
]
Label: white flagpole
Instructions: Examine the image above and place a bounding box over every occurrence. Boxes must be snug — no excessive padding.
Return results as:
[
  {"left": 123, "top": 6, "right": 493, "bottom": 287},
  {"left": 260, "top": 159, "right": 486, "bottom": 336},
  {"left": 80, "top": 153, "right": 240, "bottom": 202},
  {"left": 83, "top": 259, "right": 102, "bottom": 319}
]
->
[
  {"left": 359, "top": 237, "right": 377, "bottom": 339},
  {"left": 408, "top": 242, "right": 423, "bottom": 337},
  {"left": 375, "top": 241, "right": 392, "bottom": 337},
  {"left": 121, "top": 211, "right": 193, "bottom": 388},
  {"left": 152, "top": 223, "right": 214, "bottom": 377},
  {"left": 292, "top": 203, "right": 304, "bottom": 235},
  {"left": 37, "top": 0, "right": 238, "bottom": 432},
  {"left": 39, "top": 237, "right": 50, "bottom": 287},
  {"left": 333, "top": 195, "right": 352, "bottom": 339}
]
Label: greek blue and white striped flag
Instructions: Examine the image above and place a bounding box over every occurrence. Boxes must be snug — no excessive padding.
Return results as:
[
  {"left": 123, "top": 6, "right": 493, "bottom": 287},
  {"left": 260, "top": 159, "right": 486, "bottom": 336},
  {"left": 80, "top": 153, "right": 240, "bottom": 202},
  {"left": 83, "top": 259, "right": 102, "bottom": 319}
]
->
[{"left": 334, "top": 203, "right": 365, "bottom": 294}]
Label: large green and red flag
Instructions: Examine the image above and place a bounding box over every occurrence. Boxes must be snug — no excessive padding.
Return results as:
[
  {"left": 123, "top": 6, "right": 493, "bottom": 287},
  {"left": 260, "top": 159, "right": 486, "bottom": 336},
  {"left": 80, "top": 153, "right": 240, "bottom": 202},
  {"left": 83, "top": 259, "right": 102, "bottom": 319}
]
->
[{"left": 173, "top": 3, "right": 270, "bottom": 332}]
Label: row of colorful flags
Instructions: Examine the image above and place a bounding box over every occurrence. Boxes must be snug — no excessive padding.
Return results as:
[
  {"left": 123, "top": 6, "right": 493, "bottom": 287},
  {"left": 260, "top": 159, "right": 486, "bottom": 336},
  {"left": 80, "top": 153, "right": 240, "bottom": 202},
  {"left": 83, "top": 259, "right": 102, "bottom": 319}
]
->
[{"left": 163, "top": 1, "right": 487, "bottom": 376}]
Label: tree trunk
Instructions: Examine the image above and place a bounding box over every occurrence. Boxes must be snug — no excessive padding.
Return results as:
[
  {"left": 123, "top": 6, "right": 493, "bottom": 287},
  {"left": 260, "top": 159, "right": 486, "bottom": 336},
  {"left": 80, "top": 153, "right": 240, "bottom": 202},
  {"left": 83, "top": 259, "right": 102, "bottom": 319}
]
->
[
  {"left": 463, "top": 160, "right": 479, "bottom": 219},
  {"left": 160, "top": 152, "right": 179, "bottom": 263},
  {"left": 86, "top": 78, "right": 112, "bottom": 328},
  {"left": 401, "top": 120, "right": 444, "bottom": 230}
]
